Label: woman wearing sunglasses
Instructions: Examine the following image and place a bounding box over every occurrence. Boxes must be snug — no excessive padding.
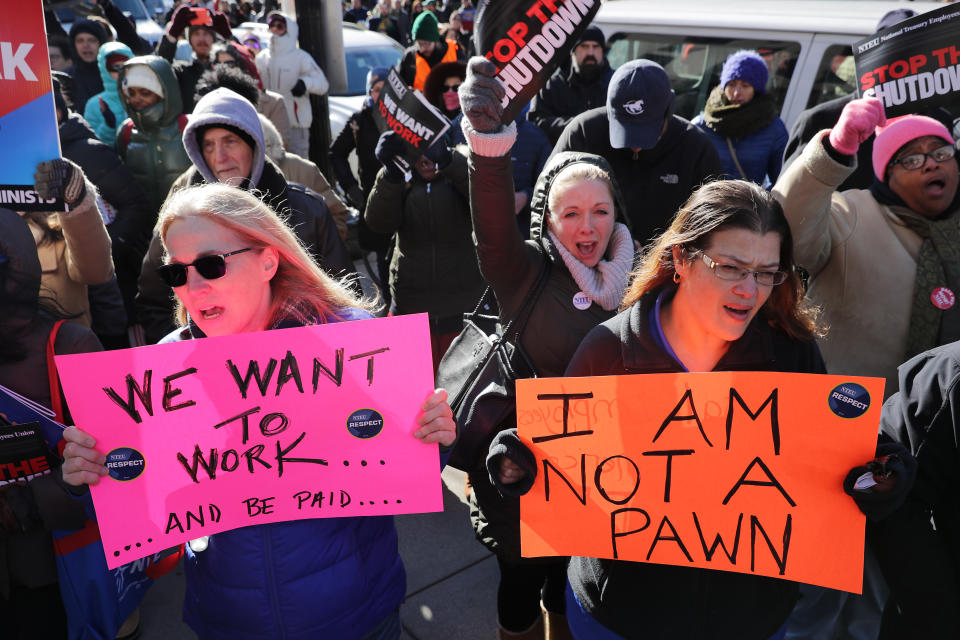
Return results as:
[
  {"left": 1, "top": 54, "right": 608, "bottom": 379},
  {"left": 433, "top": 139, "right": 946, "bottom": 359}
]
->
[
  {"left": 488, "top": 179, "right": 828, "bottom": 639},
  {"left": 59, "top": 183, "right": 456, "bottom": 640}
]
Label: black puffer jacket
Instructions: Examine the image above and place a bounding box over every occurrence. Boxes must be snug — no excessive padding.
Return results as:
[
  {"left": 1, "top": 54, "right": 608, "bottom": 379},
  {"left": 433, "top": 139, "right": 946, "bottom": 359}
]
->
[
  {"left": 0, "top": 209, "right": 97, "bottom": 598},
  {"left": 465, "top": 147, "right": 631, "bottom": 559},
  {"left": 527, "top": 61, "right": 614, "bottom": 144},
  {"left": 870, "top": 342, "right": 960, "bottom": 639},
  {"left": 364, "top": 149, "right": 484, "bottom": 333},
  {"left": 59, "top": 111, "right": 153, "bottom": 316},
  {"left": 136, "top": 160, "right": 356, "bottom": 344},
  {"left": 552, "top": 108, "right": 723, "bottom": 246},
  {"left": 563, "top": 290, "right": 825, "bottom": 639}
]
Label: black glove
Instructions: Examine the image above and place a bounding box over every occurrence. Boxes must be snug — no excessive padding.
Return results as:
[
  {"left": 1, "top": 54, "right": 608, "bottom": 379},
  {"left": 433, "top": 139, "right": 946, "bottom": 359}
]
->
[
  {"left": 375, "top": 131, "right": 407, "bottom": 182},
  {"left": 346, "top": 184, "right": 365, "bottom": 211},
  {"left": 423, "top": 141, "right": 453, "bottom": 170},
  {"left": 35, "top": 158, "right": 87, "bottom": 207},
  {"left": 844, "top": 441, "right": 918, "bottom": 522},
  {"left": 168, "top": 4, "right": 193, "bottom": 38},
  {"left": 486, "top": 428, "right": 537, "bottom": 498},
  {"left": 99, "top": 97, "right": 116, "bottom": 129},
  {"left": 211, "top": 11, "right": 233, "bottom": 40},
  {"left": 290, "top": 79, "right": 307, "bottom": 97},
  {"left": 459, "top": 56, "right": 506, "bottom": 134}
]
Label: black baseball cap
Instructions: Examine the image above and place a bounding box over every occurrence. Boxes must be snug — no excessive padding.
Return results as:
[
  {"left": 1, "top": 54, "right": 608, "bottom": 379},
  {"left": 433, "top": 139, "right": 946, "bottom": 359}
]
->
[{"left": 607, "top": 59, "right": 675, "bottom": 150}]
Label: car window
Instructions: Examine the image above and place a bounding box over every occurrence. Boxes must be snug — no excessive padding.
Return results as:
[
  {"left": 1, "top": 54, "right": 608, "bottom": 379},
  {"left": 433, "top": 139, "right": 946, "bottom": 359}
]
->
[
  {"left": 805, "top": 44, "right": 856, "bottom": 109},
  {"left": 336, "top": 45, "right": 404, "bottom": 96},
  {"left": 607, "top": 33, "right": 801, "bottom": 122}
]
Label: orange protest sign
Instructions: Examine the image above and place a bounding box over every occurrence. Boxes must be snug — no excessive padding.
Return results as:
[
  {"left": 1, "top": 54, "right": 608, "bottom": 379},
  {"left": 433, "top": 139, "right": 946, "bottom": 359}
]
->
[{"left": 517, "top": 372, "right": 884, "bottom": 593}]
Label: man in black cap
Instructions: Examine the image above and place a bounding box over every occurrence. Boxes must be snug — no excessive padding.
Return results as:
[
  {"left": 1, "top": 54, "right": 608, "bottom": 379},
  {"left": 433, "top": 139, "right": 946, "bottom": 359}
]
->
[
  {"left": 66, "top": 19, "right": 109, "bottom": 113},
  {"left": 528, "top": 25, "right": 614, "bottom": 144},
  {"left": 551, "top": 59, "right": 721, "bottom": 246},
  {"left": 156, "top": 4, "right": 233, "bottom": 112}
]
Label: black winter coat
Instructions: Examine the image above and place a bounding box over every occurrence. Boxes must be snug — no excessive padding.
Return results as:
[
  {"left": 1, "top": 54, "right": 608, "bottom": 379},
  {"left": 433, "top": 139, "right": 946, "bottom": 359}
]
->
[
  {"left": 59, "top": 112, "right": 153, "bottom": 316},
  {"left": 156, "top": 37, "right": 210, "bottom": 113},
  {"left": 552, "top": 109, "right": 723, "bottom": 246},
  {"left": 527, "top": 62, "right": 613, "bottom": 144},
  {"left": 564, "top": 290, "right": 825, "bottom": 639},
  {"left": 135, "top": 161, "right": 356, "bottom": 344},
  {"left": 67, "top": 59, "right": 102, "bottom": 114},
  {"left": 871, "top": 342, "right": 960, "bottom": 639}
]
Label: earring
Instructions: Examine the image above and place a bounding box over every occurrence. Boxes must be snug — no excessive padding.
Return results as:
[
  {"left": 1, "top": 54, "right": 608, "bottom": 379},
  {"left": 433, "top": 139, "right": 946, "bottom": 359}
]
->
[{"left": 673, "top": 271, "right": 680, "bottom": 283}]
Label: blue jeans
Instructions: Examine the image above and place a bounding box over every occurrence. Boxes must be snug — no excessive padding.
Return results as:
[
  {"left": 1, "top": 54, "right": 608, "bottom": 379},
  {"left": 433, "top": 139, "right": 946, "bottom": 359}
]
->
[{"left": 359, "top": 609, "right": 401, "bottom": 640}]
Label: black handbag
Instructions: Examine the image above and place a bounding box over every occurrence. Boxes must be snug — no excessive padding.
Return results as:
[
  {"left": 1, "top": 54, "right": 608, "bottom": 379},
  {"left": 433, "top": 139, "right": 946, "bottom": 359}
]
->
[{"left": 439, "top": 249, "right": 551, "bottom": 472}]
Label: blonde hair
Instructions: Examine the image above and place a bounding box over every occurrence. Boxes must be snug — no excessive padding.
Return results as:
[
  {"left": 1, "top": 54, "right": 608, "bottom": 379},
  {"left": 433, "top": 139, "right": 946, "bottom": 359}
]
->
[
  {"left": 622, "top": 180, "right": 822, "bottom": 341},
  {"left": 157, "top": 183, "right": 371, "bottom": 328},
  {"left": 546, "top": 163, "right": 615, "bottom": 221}
]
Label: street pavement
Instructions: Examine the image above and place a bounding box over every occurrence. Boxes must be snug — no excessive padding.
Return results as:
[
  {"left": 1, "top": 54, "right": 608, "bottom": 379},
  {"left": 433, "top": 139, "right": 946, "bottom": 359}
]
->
[{"left": 138, "top": 258, "right": 500, "bottom": 639}]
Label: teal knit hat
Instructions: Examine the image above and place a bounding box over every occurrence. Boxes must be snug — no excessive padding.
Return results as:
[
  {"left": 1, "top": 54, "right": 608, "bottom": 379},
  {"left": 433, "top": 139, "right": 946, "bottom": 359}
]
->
[{"left": 412, "top": 11, "right": 440, "bottom": 42}]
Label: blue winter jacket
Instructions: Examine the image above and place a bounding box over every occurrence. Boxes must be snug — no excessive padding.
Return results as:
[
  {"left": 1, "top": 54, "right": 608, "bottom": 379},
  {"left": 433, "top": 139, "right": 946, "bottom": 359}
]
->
[
  {"left": 84, "top": 42, "right": 133, "bottom": 148},
  {"left": 162, "top": 308, "right": 409, "bottom": 640},
  {"left": 691, "top": 114, "right": 788, "bottom": 187}
]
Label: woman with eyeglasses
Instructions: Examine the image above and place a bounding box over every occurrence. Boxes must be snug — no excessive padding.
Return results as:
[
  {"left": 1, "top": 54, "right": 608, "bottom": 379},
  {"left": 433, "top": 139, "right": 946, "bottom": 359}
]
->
[
  {"left": 59, "top": 183, "right": 456, "bottom": 640},
  {"left": 773, "top": 99, "right": 960, "bottom": 399},
  {"left": 423, "top": 61, "right": 465, "bottom": 122},
  {"left": 487, "top": 178, "right": 826, "bottom": 639}
]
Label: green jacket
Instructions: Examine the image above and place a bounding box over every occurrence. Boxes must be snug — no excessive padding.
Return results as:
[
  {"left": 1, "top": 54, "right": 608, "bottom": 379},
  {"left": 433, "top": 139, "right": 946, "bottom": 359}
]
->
[{"left": 116, "top": 55, "right": 191, "bottom": 217}]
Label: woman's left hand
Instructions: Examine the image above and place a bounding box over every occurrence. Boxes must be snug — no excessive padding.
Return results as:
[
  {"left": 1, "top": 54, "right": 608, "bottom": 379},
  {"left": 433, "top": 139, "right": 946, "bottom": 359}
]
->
[{"left": 414, "top": 388, "right": 456, "bottom": 447}]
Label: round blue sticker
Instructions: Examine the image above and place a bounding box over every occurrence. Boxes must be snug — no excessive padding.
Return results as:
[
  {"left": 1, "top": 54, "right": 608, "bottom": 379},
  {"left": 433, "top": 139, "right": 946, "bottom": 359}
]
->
[
  {"left": 828, "top": 383, "right": 871, "bottom": 419},
  {"left": 105, "top": 447, "right": 146, "bottom": 481},
  {"left": 346, "top": 409, "right": 385, "bottom": 439}
]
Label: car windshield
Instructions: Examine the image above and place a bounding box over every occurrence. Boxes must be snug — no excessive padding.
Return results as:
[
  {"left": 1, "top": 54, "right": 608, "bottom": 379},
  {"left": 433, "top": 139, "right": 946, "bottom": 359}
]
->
[
  {"left": 57, "top": 0, "right": 149, "bottom": 23},
  {"left": 336, "top": 45, "right": 403, "bottom": 96}
]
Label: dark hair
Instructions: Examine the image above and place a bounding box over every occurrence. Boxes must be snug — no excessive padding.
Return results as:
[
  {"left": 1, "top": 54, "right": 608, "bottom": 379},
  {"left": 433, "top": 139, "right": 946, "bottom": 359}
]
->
[
  {"left": 623, "top": 179, "right": 821, "bottom": 340},
  {"left": 195, "top": 65, "right": 260, "bottom": 106}
]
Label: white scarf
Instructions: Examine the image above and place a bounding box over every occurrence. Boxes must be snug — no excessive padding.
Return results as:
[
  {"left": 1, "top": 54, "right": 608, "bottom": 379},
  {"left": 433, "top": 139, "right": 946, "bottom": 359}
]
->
[{"left": 547, "top": 223, "right": 634, "bottom": 311}]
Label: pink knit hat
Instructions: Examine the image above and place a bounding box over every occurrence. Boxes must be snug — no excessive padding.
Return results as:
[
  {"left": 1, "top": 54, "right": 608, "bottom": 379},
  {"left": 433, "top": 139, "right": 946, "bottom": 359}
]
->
[{"left": 872, "top": 114, "right": 955, "bottom": 182}]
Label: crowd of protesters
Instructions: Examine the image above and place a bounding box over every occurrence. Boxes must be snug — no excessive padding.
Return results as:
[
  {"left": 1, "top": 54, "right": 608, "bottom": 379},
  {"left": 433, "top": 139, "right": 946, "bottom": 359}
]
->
[{"left": 2, "top": 1, "right": 960, "bottom": 639}]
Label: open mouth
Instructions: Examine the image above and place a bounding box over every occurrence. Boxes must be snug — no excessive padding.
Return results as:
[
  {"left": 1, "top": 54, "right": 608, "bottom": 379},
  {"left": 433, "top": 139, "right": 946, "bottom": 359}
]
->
[
  {"left": 200, "top": 306, "right": 224, "bottom": 320},
  {"left": 576, "top": 241, "right": 598, "bottom": 261},
  {"left": 723, "top": 305, "right": 751, "bottom": 321},
  {"left": 924, "top": 177, "right": 947, "bottom": 196}
]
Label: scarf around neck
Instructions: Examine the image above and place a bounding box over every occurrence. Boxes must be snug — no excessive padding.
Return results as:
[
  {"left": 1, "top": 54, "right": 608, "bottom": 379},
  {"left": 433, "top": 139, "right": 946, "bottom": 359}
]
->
[
  {"left": 701, "top": 85, "right": 777, "bottom": 139},
  {"left": 548, "top": 223, "right": 634, "bottom": 311}
]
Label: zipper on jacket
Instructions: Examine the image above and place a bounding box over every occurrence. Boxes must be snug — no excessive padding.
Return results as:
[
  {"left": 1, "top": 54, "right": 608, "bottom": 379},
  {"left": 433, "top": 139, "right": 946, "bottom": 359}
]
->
[{"left": 262, "top": 526, "right": 287, "bottom": 639}]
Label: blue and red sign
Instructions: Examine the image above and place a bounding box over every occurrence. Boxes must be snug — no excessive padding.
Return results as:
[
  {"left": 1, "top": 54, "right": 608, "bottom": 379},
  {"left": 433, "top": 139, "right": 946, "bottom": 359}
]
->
[{"left": 0, "top": 0, "right": 63, "bottom": 211}]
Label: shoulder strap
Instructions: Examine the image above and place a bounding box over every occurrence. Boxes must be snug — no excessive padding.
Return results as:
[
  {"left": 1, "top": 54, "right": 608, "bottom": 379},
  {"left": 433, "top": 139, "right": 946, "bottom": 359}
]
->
[
  {"left": 46, "top": 319, "right": 68, "bottom": 425},
  {"left": 177, "top": 113, "right": 189, "bottom": 133},
  {"left": 502, "top": 244, "right": 551, "bottom": 343},
  {"left": 725, "top": 137, "right": 749, "bottom": 180},
  {"left": 119, "top": 120, "right": 134, "bottom": 153}
]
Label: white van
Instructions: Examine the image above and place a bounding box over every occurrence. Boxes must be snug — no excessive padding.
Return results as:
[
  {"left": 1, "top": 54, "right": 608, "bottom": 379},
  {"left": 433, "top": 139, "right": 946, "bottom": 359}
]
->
[{"left": 593, "top": 0, "right": 944, "bottom": 130}]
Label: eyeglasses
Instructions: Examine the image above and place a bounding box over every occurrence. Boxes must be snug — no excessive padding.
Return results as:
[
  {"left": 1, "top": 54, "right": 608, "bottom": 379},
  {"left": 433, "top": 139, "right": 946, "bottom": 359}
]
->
[
  {"left": 155, "top": 248, "right": 252, "bottom": 288},
  {"left": 107, "top": 63, "right": 126, "bottom": 72},
  {"left": 442, "top": 83, "right": 461, "bottom": 92},
  {"left": 888, "top": 144, "right": 956, "bottom": 171},
  {"left": 698, "top": 251, "right": 787, "bottom": 286}
]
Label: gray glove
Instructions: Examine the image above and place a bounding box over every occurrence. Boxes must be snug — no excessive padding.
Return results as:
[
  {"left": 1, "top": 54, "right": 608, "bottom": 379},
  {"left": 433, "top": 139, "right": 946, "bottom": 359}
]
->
[
  {"left": 34, "top": 158, "right": 87, "bottom": 207},
  {"left": 459, "top": 56, "right": 506, "bottom": 134}
]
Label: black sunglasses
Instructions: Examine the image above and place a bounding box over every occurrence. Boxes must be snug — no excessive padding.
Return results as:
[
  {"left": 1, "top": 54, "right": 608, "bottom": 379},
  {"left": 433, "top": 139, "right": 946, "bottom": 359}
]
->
[
  {"left": 442, "top": 83, "right": 461, "bottom": 92},
  {"left": 155, "top": 248, "right": 252, "bottom": 287}
]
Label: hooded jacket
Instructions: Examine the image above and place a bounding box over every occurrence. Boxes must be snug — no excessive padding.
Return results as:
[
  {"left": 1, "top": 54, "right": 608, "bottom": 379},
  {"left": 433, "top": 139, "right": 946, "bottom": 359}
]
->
[
  {"left": 83, "top": 42, "right": 134, "bottom": 147},
  {"left": 67, "top": 20, "right": 106, "bottom": 112},
  {"left": 560, "top": 291, "right": 824, "bottom": 639},
  {"left": 464, "top": 129, "right": 632, "bottom": 558},
  {"left": 135, "top": 88, "right": 355, "bottom": 344},
  {"left": 364, "top": 148, "right": 485, "bottom": 333},
  {"left": 158, "top": 310, "right": 406, "bottom": 640},
  {"left": 255, "top": 14, "right": 329, "bottom": 129},
  {"left": 116, "top": 56, "right": 191, "bottom": 217},
  {"left": 59, "top": 110, "right": 152, "bottom": 317},
  {"left": 260, "top": 115, "right": 349, "bottom": 241},
  {"left": 552, "top": 108, "right": 723, "bottom": 246},
  {"left": 528, "top": 59, "right": 614, "bottom": 144},
  {"left": 0, "top": 209, "right": 97, "bottom": 598}
]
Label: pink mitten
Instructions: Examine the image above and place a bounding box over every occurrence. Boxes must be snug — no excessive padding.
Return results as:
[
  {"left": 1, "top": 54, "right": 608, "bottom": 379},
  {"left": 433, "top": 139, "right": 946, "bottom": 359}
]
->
[{"left": 828, "top": 97, "right": 887, "bottom": 155}]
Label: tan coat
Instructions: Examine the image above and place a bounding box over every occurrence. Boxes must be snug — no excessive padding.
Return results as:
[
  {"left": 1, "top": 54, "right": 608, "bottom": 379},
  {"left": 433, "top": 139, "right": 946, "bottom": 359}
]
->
[
  {"left": 260, "top": 114, "right": 350, "bottom": 242},
  {"left": 259, "top": 89, "right": 292, "bottom": 152},
  {"left": 773, "top": 130, "right": 925, "bottom": 397},
  {"left": 28, "top": 183, "right": 115, "bottom": 327}
]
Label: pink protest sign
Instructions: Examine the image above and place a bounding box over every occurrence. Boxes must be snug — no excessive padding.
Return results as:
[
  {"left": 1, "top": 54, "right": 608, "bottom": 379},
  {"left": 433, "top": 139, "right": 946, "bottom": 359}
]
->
[{"left": 55, "top": 314, "right": 441, "bottom": 569}]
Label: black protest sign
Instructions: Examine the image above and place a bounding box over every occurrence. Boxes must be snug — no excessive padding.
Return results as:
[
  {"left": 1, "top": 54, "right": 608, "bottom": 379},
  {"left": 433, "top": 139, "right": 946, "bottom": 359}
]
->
[
  {"left": 0, "top": 422, "right": 56, "bottom": 486},
  {"left": 372, "top": 68, "right": 451, "bottom": 166},
  {"left": 854, "top": 4, "right": 960, "bottom": 117},
  {"left": 474, "top": 0, "right": 602, "bottom": 124}
]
